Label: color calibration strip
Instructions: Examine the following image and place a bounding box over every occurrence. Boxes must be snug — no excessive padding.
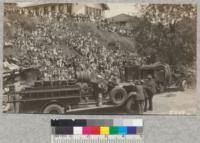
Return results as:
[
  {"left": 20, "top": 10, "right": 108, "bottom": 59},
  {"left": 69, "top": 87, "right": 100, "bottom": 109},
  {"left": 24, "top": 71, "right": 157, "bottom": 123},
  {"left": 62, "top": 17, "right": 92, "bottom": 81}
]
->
[
  {"left": 51, "top": 119, "right": 143, "bottom": 135},
  {"left": 51, "top": 119, "right": 144, "bottom": 143}
]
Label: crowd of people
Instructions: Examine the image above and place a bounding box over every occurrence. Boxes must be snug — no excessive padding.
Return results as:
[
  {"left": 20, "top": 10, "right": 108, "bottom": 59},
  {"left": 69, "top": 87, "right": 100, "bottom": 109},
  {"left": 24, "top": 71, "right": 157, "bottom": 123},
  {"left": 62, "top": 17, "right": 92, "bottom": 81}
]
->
[
  {"left": 4, "top": 8, "right": 131, "bottom": 81},
  {"left": 97, "top": 19, "right": 134, "bottom": 37}
]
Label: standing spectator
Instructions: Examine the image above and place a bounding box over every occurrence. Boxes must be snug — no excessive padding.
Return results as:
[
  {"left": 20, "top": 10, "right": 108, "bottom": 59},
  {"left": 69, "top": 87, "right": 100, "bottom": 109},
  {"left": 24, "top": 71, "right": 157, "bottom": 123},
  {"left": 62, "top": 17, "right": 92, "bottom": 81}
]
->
[
  {"left": 135, "top": 82, "right": 145, "bottom": 114},
  {"left": 144, "top": 74, "right": 156, "bottom": 111}
]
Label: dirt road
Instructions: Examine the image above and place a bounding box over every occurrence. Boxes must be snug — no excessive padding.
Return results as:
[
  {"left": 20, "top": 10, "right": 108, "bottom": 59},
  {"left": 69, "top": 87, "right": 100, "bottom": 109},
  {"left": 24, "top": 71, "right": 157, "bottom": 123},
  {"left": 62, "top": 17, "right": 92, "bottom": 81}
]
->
[
  {"left": 68, "top": 88, "right": 196, "bottom": 115},
  {"left": 144, "top": 88, "right": 196, "bottom": 115}
]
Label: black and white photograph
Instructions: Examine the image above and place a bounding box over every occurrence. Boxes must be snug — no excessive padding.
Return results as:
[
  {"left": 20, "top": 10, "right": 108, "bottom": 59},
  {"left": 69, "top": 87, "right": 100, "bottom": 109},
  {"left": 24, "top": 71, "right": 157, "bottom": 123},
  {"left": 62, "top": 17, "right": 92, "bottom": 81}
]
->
[{"left": 3, "top": 2, "right": 197, "bottom": 115}]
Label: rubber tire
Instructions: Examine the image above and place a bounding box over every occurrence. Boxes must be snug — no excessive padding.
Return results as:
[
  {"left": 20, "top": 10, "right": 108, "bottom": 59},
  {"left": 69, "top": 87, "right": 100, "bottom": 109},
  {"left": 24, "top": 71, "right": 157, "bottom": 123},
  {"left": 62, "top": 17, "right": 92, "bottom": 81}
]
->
[
  {"left": 181, "top": 80, "right": 187, "bottom": 91},
  {"left": 125, "top": 95, "right": 140, "bottom": 114},
  {"left": 110, "top": 86, "right": 127, "bottom": 105},
  {"left": 42, "top": 104, "right": 64, "bottom": 114}
]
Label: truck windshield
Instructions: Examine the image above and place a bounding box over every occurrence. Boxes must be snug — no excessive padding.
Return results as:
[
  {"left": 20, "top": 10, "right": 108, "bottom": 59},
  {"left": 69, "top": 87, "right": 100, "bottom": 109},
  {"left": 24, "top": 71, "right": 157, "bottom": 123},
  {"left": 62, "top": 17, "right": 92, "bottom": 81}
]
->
[{"left": 124, "top": 66, "right": 139, "bottom": 81}]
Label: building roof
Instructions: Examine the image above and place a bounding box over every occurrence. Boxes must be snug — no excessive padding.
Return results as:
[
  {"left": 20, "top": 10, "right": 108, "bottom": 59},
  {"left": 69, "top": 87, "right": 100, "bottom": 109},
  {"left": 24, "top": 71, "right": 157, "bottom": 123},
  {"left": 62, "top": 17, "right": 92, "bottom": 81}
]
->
[
  {"left": 108, "top": 14, "right": 135, "bottom": 23},
  {"left": 17, "top": 3, "right": 109, "bottom": 10},
  {"left": 17, "top": 3, "right": 66, "bottom": 8}
]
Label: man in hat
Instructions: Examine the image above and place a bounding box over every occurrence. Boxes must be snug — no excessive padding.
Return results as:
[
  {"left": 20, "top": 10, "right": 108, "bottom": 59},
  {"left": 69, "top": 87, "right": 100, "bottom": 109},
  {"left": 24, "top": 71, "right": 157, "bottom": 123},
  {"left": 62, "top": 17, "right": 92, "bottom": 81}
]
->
[
  {"left": 141, "top": 80, "right": 148, "bottom": 112},
  {"left": 90, "top": 75, "right": 103, "bottom": 106},
  {"left": 135, "top": 81, "right": 145, "bottom": 114},
  {"left": 144, "top": 74, "right": 156, "bottom": 111},
  {"left": 109, "top": 73, "right": 118, "bottom": 85}
]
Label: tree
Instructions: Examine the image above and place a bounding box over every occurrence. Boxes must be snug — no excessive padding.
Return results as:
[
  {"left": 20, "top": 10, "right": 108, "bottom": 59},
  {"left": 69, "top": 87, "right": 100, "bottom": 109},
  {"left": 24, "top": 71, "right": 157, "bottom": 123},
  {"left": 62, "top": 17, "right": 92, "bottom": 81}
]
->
[{"left": 132, "top": 4, "right": 197, "bottom": 67}]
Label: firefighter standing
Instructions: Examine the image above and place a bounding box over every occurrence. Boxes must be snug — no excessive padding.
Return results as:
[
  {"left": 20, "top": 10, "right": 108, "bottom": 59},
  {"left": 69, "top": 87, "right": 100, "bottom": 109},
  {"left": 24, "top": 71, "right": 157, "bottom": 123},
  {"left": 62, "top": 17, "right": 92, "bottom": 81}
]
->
[
  {"left": 144, "top": 75, "right": 156, "bottom": 111},
  {"left": 91, "top": 75, "right": 103, "bottom": 106},
  {"left": 135, "top": 82, "right": 145, "bottom": 114},
  {"left": 141, "top": 80, "right": 148, "bottom": 112},
  {"left": 109, "top": 73, "right": 118, "bottom": 85}
]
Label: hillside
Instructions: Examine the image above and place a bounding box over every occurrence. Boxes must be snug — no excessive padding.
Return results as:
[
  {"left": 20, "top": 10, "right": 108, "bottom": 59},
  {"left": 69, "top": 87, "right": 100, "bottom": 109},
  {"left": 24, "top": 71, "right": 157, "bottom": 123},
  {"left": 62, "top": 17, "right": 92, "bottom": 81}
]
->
[
  {"left": 3, "top": 14, "right": 139, "bottom": 80},
  {"left": 4, "top": 14, "right": 136, "bottom": 60},
  {"left": 76, "top": 22, "right": 136, "bottom": 52}
]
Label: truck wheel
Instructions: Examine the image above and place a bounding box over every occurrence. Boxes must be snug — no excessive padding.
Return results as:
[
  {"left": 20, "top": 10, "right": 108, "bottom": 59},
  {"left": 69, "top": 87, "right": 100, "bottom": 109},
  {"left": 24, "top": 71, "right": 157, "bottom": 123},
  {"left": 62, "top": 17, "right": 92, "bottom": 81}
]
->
[
  {"left": 42, "top": 104, "right": 64, "bottom": 114},
  {"left": 125, "top": 96, "right": 140, "bottom": 114},
  {"left": 181, "top": 80, "right": 187, "bottom": 91},
  {"left": 110, "top": 86, "right": 127, "bottom": 105}
]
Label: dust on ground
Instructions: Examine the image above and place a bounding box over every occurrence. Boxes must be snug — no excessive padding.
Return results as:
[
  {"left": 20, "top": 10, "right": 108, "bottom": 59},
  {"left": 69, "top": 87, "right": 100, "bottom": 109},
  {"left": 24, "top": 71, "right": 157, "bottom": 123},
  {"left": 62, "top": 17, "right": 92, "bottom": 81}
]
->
[{"left": 144, "top": 88, "right": 196, "bottom": 115}]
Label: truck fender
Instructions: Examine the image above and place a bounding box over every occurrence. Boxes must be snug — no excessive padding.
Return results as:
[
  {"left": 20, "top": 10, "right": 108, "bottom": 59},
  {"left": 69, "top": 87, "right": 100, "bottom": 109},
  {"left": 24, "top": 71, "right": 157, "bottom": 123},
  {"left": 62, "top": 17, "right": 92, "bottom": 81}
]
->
[
  {"left": 121, "top": 92, "right": 137, "bottom": 106},
  {"left": 40, "top": 101, "right": 64, "bottom": 114},
  {"left": 124, "top": 92, "right": 140, "bottom": 114}
]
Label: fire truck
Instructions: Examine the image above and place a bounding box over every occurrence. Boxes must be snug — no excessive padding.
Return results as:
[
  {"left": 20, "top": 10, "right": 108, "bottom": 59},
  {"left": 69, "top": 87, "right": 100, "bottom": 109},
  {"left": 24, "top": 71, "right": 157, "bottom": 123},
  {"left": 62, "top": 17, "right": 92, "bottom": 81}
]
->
[{"left": 3, "top": 62, "right": 188, "bottom": 114}]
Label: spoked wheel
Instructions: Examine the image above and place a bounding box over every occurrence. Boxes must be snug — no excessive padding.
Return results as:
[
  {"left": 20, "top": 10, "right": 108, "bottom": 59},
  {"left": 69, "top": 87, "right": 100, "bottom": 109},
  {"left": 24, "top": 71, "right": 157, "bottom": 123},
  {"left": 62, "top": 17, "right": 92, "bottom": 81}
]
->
[
  {"left": 42, "top": 104, "right": 64, "bottom": 114},
  {"left": 110, "top": 86, "right": 127, "bottom": 105},
  {"left": 115, "top": 92, "right": 124, "bottom": 101},
  {"left": 125, "top": 96, "right": 139, "bottom": 114}
]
